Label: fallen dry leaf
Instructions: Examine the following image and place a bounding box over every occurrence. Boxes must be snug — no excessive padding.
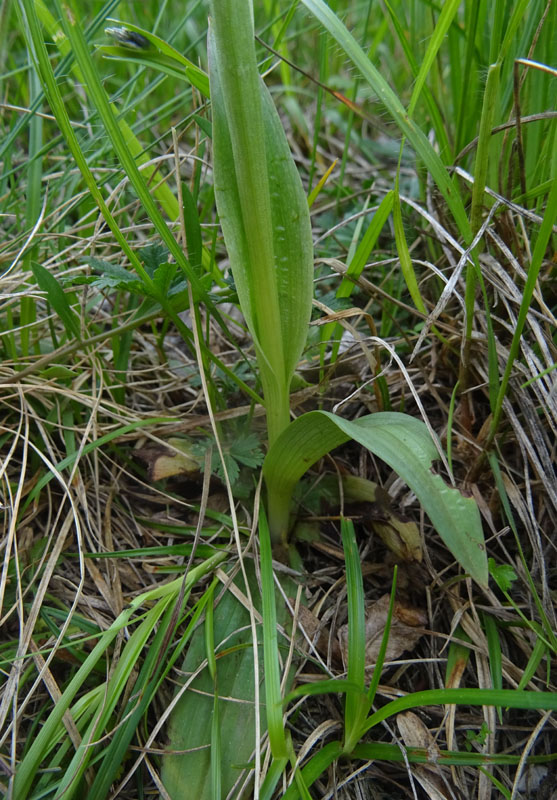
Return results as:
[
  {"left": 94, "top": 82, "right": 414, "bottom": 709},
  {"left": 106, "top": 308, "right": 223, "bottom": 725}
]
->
[
  {"left": 397, "top": 711, "right": 456, "bottom": 800},
  {"left": 290, "top": 602, "right": 342, "bottom": 663},
  {"left": 343, "top": 474, "right": 423, "bottom": 562},
  {"left": 372, "top": 515, "right": 423, "bottom": 562},
  {"left": 338, "top": 594, "right": 426, "bottom": 669},
  {"left": 135, "top": 437, "right": 202, "bottom": 481}
]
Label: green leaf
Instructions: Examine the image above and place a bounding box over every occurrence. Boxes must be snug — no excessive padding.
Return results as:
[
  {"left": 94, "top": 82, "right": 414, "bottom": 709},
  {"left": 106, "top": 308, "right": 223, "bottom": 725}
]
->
[
  {"left": 31, "top": 262, "right": 81, "bottom": 340},
  {"left": 264, "top": 411, "right": 488, "bottom": 586},
  {"left": 161, "top": 566, "right": 262, "bottom": 800},
  {"left": 14, "top": 555, "right": 226, "bottom": 798},
  {"left": 208, "top": 2, "right": 314, "bottom": 444},
  {"left": 103, "top": 17, "right": 210, "bottom": 97},
  {"left": 229, "top": 433, "right": 264, "bottom": 470},
  {"left": 83, "top": 257, "right": 146, "bottom": 293},
  {"left": 137, "top": 242, "right": 170, "bottom": 274},
  {"left": 152, "top": 262, "right": 178, "bottom": 295},
  {"left": 300, "top": 0, "right": 472, "bottom": 244},
  {"left": 488, "top": 558, "right": 517, "bottom": 593}
]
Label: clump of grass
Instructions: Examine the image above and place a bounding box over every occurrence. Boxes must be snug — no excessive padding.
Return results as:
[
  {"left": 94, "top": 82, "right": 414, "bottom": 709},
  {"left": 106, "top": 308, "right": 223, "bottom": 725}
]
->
[{"left": 1, "top": 0, "right": 556, "bottom": 798}]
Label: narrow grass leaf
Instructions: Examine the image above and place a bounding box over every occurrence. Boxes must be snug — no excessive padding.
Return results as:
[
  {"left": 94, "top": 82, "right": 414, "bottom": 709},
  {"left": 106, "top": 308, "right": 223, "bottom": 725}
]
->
[
  {"left": 340, "top": 518, "right": 368, "bottom": 751},
  {"left": 103, "top": 17, "right": 210, "bottom": 96},
  {"left": 352, "top": 740, "right": 543, "bottom": 767},
  {"left": 393, "top": 180, "right": 426, "bottom": 313},
  {"left": 483, "top": 612, "right": 503, "bottom": 722},
  {"left": 407, "top": 0, "right": 461, "bottom": 119},
  {"left": 49, "top": 0, "right": 208, "bottom": 303},
  {"left": 382, "top": 0, "right": 450, "bottom": 159},
  {"left": 14, "top": 555, "right": 225, "bottom": 798},
  {"left": 470, "top": 63, "right": 501, "bottom": 236},
  {"left": 516, "top": 637, "right": 548, "bottom": 692},
  {"left": 86, "top": 591, "right": 213, "bottom": 800},
  {"left": 260, "top": 505, "right": 288, "bottom": 758},
  {"left": 281, "top": 741, "right": 343, "bottom": 800},
  {"left": 17, "top": 0, "right": 197, "bottom": 353},
  {"left": 259, "top": 756, "right": 290, "bottom": 800},
  {"left": 55, "top": 599, "right": 178, "bottom": 798},
  {"left": 31, "top": 263, "right": 81, "bottom": 340},
  {"left": 321, "top": 191, "right": 393, "bottom": 353},
  {"left": 308, "top": 158, "right": 338, "bottom": 208},
  {"left": 340, "top": 192, "right": 394, "bottom": 299},
  {"left": 489, "top": 169, "right": 557, "bottom": 439},
  {"left": 488, "top": 453, "right": 557, "bottom": 651},
  {"left": 300, "top": 0, "right": 473, "bottom": 243},
  {"left": 361, "top": 688, "right": 557, "bottom": 736},
  {"left": 34, "top": 0, "right": 180, "bottom": 220},
  {"left": 366, "top": 568, "right": 397, "bottom": 707}
]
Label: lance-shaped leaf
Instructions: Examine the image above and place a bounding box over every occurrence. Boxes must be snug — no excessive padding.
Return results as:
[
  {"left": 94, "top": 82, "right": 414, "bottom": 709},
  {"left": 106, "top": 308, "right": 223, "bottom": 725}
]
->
[
  {"left": 263, "top": 411, "right": 488, "bottom": 587},
  {"left": 208, "top": 1, "right": 313, "bottom": 444}
]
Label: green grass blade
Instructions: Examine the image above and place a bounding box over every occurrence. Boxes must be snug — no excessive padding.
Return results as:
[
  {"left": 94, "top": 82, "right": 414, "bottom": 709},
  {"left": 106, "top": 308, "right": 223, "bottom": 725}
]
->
[
  {"left": 56, "top": 599, "right": 176, "bottom": 798},
  {"left": 300, "top": 0, "right": 472, "bottom": 243},
  {"left": 488, "top": 170, "right": 557, "bottom": 440},
  {"left": 31, "top": 263, "right": 81, "bottom": 341},
  {"left": 103, "top": 17, "right": 210, "bottom": 96},
  {"left": 483, "top": 612, "right": 503, "bottom": 722},
  {"left": 17, "top": 0, "right": 182, "bottom": 313},
  {"left": 322, "top": 191, "right": 394, "bottom": 353},
  {"left": 352, "top": 740, "right": 551, "bottom": 767},
  {"left": 260, "top": 755, "right": 290, "bottom": 800},
  {"left": 49, "top": 0, "right": 208, "bottom": 302},
  {"left": 35, "top": 0, "right": 180, "bottom": 221},
  {"left": 382, "top": 0, "right": 450, "bottom": 159},
  {"left": 407, "top": 0, "right": 460, "bottom": 119},
  {"left": 340, "top": 518, "right": 368, "bottom": 752},
  {"left": 281, "top": 741, "right": 343, "bottom": 800},
  {"left": 14, "top": 556, "right": 225, "bottom": 797},
  {"left": 393, "top": 178, "right": 426, "bottom": 313},
  {"left": 366, "top": 568, "right": 397, "bottom": 707},
  {"left": 361, "top": 688, "right": 557, "bottom": 736},
  {"left": 470, "top": 63, "right": 501, "bottom": 237},
  {"left": 86, "top": 590, "right": 213, "bottom": 800},
  {"left": 259, "top": 504, "right": 288, "bottom": 758},
  {"left": 516, "top": 636, "right": 548, "bottom": 692}
]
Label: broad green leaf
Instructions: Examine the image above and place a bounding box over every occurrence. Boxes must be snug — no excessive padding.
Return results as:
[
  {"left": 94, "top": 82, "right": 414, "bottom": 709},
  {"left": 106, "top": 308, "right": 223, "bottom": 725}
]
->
[
  {"left": 264, "top": 411, "right": 488, "bottom": 586},
  {"left": 208, "top": 1, "right": 313, "bottom": 444},
  {"left": 162, "top": 566, "right": 263, "bottom": 799}
]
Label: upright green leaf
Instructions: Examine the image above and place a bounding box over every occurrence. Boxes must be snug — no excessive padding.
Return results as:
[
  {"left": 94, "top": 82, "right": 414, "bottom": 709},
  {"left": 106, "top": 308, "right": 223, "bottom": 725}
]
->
[
  {"left": 208, "top": 0, "right": 313, "bottom": 444},
  {"left": 31, "top": 263, "right": 81, "bottom": 340}
]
